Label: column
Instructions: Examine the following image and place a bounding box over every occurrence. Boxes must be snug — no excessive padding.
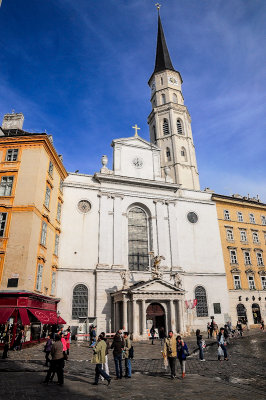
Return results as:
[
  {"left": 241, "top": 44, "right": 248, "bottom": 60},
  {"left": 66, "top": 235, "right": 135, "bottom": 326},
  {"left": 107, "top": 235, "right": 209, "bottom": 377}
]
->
[
  {"left": 132, "top": 299, "right": 137, "bottom": 338},
  {"left": 123, "top": 295, "right": 128, "bottom": 331},
  {"left": 169, "top": 299, "right": 176, "bottom": 333},
  {"left": 115, "top": 302, "right": 120, "bottom": 332},
  {"left": 178, "top": 299, "right": 185, "bottom": 333},
  {"left": 142, "top": 300, "right": 146, "bottom": 336}
]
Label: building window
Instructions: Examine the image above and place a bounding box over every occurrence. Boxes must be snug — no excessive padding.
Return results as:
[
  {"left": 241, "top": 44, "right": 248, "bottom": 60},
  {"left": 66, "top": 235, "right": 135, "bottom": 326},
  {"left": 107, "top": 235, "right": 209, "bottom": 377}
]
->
[
  {"left": 256, "top": 252, "right": 264, "bottom": 266},
  {"left": 224, "top": 210, "right": 230, "bottom": 220},
  {"left": 261, "top": 276, "right": 266, "bottom": 290},
  {"left": 48, "top": 161, "right": 54, "bottom": 176},
  {"left": 7, "top": 278, "right": 18, "bottom": 288},
  {"left": 59, "top": 179, "right": 63, "bottom": 192},
  {"left": 51, "top": 271, "right": 56, "bottom": 295},
  {"left": 57, "top": 202, "right": 62, "bottom": 222},
  {"left": 166, "top": 147, "right": 171, "bottom": 161},
  {"left": 5, "top": 149, "right": 18, "bottom": 161},
  {"left": 252, "top": 232, "right": 259, "bottom": 244},
  {"left": 195, "top": 286, "right": 208, "bottom": 317},
  {"left": 248, "top": 276, "right": 255, "bottom": 290},
  {"left": 230, "top": 249, "right": 238, "bottom": 264},
  {"left": 180, "top": 147, "right": 187, "bottom": 160},
  {"left": 72, "top": 284, "right": 88, "bottom": 319},
  {"left": 54, "top": 234, "right": 59, "bottom": 256},
  {"left": 226, "top": 228, "right": 234, "bottom": 241},
  {"left": 173, "top": 93, "right": 178, "bottom": 103},
  {"left": 0, "top": 176, "right": 14, "bottom": 196},
  {"left": 36, "top": 264, "right": 43, "bottom": 291},
  {"left": 163, "top": 119, "right": 169, "bottom": 135},
  {"left": 0, "top": 213, "right": 7, "bottom": 237},
  {"left": 244, "top": 251, "right": 251, "bottom": 265},
  {"left": 44, "top": 186, "right": 51, "bottom": 209},
  {"left": 249, "top": 213, "right": 255, "bottom": 224},
  {"left": 40, "top": 221, "right": 47, "bottom": 246},
  {"left": 240, "top": 230, "right": 247, "bottom": 242},
  {"left": 177, "top": 119, "right": 183, "bottom": 135},
  {"left": 213, "top": 303, "right": 221, "bottom": 314},
  {"left": 233, "top": 275, "right": 241, "bottom": 289},
  {"left": 237, "top": 212, "right": 243, "bottom": 222},
  {"left": 160, "top": 77, "right": 163, "bottom": 85},
  {"left": 128, "top": 207, "right": 149, "bottom": 271},
  {"left": 161, "top": 94, "right": 166, "bottom": 104},
  {"left": 261, "top": 216, "right": 266, "bottom": 226}
]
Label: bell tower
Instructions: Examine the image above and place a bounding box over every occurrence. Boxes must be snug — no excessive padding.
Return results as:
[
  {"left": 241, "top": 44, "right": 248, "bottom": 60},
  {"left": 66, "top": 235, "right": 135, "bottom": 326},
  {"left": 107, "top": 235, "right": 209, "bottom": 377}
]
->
[{"left": 147, "top": 8, "right": 200, "bottom": 190}]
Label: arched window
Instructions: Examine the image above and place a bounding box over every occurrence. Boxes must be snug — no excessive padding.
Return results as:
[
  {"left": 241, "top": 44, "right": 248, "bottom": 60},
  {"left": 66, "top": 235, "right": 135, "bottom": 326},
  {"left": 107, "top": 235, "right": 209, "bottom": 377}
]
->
[
  {"left": 128, "top": 207, "right": 149, "bottom": 271},
  {"left": 195, "top": 286, "right": 208, "bottom": 317},
  {"left": 173, "top": 93, "right": 178, "bottom": 103},
  {"left": 166, "top": 147, "right": 171, "bottom": 161},
  {"left": 177, "top": 119, "right": 183, "bottom": 135},
  {"left": 181, "top": 147, "right": 187, "bottom": 161},
  {"left": 161, "top": 94, "right": 166, "bottom": 105},
  {"left": 163, "top": 118, "right": 169, "bottom": 135},
  {"left": 72, "top": 284, "right": 88, "bottom": 319},
  {"left": 236, "top": 303, "right": 247, "bottom": 323}
]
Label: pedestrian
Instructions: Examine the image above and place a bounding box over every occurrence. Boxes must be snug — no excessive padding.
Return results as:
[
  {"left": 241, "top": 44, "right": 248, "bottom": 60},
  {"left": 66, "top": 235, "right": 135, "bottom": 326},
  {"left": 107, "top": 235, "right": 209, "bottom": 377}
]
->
[
  {"left": 213, "top": 321, "right": 218, "bottom": 339},
  {"left": 217, "top": 327, "right": 228, "bottom": 361},
  {"left": 207, "top": 322, "right": 211, "bottom": 339},
  {"left": 92, "top": 334, "right": 111, "bottom": 386},
  {"left": 90, "top": 326, "right": 97, "bottom": 347},
  {"left": 236, "top": 320, "right": 243, "bottom": 337},
  {"left": 260, "top": 320, "right": 264, "bottom": 331},
  {"left": 65, "top": 331, "right": 70, "bottom": 356},
  {"left": 2, "top": 329, "right": 11, "bottom": 359},
  {"left": 176, "top": 335, "right": 189, "bottom": 379},
  {"left": 224, "top": 324, "right": 230, "bottom": 344},
  {"left": 43, "top": 334, "right": 64, "bottom": 385},
  {"left": 159, "top": 327, "right": 166, "bottom": 347},
  {"left": 111, "top": 330, "right": 124, "bottom": 379},
  {"left": 100, "top": 332, "right": 110, "bottom": 381},
  {"left": 61, "top": 333, "right": 68, "bottom": 360},
  {"left": 14, "top": 329, "right": 23, "bottom": 351},
  {"left": 163, "top": 330, "right": 177, "bottom": 379},
  {"left": 196, "top": 329, "right": 205, "bottom": 361},
  {"left": 210, "top": 319, "right": 214, "bottom": 338},
  {"left": 44, "top": 335, "right": 53, "bottom": 366},
  {"left": 123, "top": 332, "right": 132, "bottom": 378},
  {"left": 150, "top": 325, "right": 155, "bottom": 345}
]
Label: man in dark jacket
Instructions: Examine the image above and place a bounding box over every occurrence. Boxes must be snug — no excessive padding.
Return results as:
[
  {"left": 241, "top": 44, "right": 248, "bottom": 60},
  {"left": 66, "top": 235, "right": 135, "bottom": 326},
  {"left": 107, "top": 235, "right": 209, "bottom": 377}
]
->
[
  {"left": 43, "top": 334, "right": 64, "bottom": 385},
  {"left": 111, "top": 331, "right": 124, "bottom": 379}
]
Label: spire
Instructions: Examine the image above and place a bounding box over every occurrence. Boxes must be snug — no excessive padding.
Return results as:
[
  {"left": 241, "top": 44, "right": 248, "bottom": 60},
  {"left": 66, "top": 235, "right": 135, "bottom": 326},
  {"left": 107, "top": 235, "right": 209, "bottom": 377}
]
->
[{"left": 154, "top": 13, "right": 175, "bottom": 74}]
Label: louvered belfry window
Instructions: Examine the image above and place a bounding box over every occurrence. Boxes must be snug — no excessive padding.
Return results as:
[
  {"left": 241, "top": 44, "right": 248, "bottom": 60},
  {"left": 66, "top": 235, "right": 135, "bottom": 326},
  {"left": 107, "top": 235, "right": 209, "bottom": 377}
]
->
[
  {"left": 177, "top": 119, "right": 183, "bottom": 135},
  {"left": 195, "top": 286, "right": 208, "bottom": 317},
  {"left": 72, "top": 284, "right": 88, "bottom": 319},
  {"left": 128, "top": 207, "right": 149, "bottom": 271},
  {"left": 163, "top": 118, "right": 169, "bottom": 135}
]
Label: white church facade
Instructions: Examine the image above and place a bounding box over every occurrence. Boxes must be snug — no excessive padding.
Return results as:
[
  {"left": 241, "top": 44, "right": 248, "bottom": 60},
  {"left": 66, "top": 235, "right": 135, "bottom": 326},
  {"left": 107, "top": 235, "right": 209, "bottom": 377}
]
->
[{"left": 57, "top": 13, "right": 230, "bottom": 338}]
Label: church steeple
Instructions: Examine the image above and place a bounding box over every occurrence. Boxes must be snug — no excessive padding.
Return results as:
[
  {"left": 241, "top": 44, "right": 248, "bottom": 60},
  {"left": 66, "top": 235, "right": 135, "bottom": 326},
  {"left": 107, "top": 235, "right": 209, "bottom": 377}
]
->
[{"left": 154, "top": 14, "right": 175, "bottom": 74}]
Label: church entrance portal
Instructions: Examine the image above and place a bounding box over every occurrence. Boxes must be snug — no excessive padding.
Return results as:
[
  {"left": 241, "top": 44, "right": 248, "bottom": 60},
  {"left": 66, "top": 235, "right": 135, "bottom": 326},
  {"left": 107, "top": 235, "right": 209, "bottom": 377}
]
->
[{"left": 146, "top": 303, "right": 165, "bottom": 332}]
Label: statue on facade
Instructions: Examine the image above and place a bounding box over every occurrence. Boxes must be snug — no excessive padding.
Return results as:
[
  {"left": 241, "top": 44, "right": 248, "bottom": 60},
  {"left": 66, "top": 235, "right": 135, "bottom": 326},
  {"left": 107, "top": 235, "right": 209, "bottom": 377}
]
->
[
  {"left": 120, "top": 271, "right": 130, "bottom": 289},
  {"left": 150, "top": 254, "right": 165, "bottom": 279},
  {"left": 172, "top": 272, "right": 182, "bottom": 289}
]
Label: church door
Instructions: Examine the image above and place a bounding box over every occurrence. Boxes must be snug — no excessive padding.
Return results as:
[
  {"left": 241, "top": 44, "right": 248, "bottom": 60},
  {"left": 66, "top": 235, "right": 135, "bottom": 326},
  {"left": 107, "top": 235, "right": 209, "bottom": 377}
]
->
[{"left": 146, "top": 303, "right": 165, "bottom": 332}]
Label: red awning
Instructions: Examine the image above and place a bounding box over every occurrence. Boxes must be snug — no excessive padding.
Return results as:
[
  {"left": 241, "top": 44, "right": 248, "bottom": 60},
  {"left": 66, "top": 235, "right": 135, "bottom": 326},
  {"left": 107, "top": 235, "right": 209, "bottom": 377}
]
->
[
  {"left": 19, "top": 308, "right": 30, "bottom": 325},
  {"left": 58, "top": 316, "right": 66, "bottom": 324},
  {"left": 28, "top": 309, "right": 58, "bottom": 324},
  {"left": 0, "top": 308, "right": 15, "bottom": 324}
]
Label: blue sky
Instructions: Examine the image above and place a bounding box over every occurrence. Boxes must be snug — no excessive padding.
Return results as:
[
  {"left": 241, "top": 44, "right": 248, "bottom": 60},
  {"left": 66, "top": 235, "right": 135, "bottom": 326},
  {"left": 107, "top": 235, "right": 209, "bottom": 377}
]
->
[{"left": 0, "top": 0, "right": 265, "bottom": 200}]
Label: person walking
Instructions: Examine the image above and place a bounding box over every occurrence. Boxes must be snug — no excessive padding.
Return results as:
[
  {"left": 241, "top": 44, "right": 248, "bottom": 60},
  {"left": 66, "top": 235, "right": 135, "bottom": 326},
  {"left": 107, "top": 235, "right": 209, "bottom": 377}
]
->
[
  {"left": 65, "top": 330, "right": 70, "bottom": 356},
  {"left": 210, "top": 319, "right": 214, "bottom": 338},
  {"left": 196, "top": 329, "right": 205, "bottom": 361},
  {"left": 207, "top": 322, "right": 211, "bottom": 339},
  {"left": 159, "top": 327, "right": 166, "bottom": 347},
  {"left": 163, "top": 330, "right": 177, "bottom": 379},
  {"left": 43, "top": 334, "right": 64, "bottom": 385},
  {"left": 100, "top": 332, "right": 110, "bottom": 381},
  {"left": 44, "top": 335, "right": 53, "bottom": 366},
  {"left": 92, "top": 334, "right": 111, "bottom": 386},
  {"left": 2, "top": 329, "right": 11, "bottom": 359},
  {"left": 236, "top": 320, "right": 243, "bottom": 337},
  {"left": 123, "top": 332, "right": 132, "bottom": 378},
  {"left": 61, "top": 333, "right": 67, "bottom": 360},
  {"left": 213, "top": 321, "right": 218, "bottom": 339},
  {"left": 111, "top": 330, "right": 124, "bottom": 379},
  {"left": 176, "top": 335, "right": 189, "bottom": 379},
  {"left": 150, "top": 325, "right": 155, "bottom": 345},
  {"left": 217, "top": 327, "right": 228, "bottom": 361},
  {"left": 260, "top": 319, "right": 264, "bottom": 331}
]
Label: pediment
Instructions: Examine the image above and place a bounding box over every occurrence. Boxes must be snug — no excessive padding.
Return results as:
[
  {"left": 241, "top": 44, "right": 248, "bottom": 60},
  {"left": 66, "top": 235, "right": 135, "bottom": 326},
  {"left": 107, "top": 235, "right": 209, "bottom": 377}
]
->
[
  {"left": 112, "top": 136, "right": 160, "bottom": 151},
  {"left": 130, "top": 279, "right": 184, "bottom": 294}
]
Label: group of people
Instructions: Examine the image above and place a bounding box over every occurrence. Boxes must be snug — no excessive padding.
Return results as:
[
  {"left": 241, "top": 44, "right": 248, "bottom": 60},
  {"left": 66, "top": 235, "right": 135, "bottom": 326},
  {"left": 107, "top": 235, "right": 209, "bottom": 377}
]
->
[
  {"left": 1, "top": 328, "right": 24, "bottom": 359},
  {"left": 163, "top": 331, "right": 189, "bottom": 379},
  {"left": 197, "top": 327, "right": 229, "bottom": 361}
]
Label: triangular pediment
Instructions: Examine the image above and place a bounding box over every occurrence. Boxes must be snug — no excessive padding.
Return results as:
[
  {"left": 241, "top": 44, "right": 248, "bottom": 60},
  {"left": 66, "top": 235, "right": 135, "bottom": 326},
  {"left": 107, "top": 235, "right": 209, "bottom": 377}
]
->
[
  {"left": 112, "top": 136, "right": 160, "bottom": 151},
  {"left": 130, "top": 279, "right": 184, "bottom": 293}
]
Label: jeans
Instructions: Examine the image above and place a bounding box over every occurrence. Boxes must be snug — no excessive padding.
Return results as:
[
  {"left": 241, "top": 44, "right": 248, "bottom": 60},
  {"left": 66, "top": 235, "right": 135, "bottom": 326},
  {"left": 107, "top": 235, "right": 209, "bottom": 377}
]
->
[
  {"left": 44, "top": 359, "right": 64, "bottom": 384},
  {"left": 114, "top": 355, "right": 123, "bottom": 378},
  {"left": 95, "top": 363, "right": 110, "bottom": 384},
  {"left": 198, "top": 344, "right": 204, "bottom": 360},
  {"left": 151, "top": 334, "right": 155, "bottom": 344},
  {"left": 168, "top": 356, "right": 176, "bottom": 377},
  {"left": 178, "top": 359, "right": 186, "bottom": 374},
  {"left": 219, "top": 344, "right": 228, "bottom": 359},
  {"left": 45, "top": 351, "right": 50, "bottom": 366},
  {"left": 125, "top": 358, "right": 132, "bottom": 377}
]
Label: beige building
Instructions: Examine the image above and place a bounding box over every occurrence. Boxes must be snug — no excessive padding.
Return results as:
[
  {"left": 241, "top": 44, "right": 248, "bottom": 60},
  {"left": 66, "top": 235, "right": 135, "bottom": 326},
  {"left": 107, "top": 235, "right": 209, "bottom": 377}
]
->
[{"left": 0, "top": 112, "right": 67, "bottom": 342}]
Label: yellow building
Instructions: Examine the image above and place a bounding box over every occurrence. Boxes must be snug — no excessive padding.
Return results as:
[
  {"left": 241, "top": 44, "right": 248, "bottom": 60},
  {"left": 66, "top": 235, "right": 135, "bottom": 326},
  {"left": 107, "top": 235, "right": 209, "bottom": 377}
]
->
[
  {"left": 213, "top": 193, "right": 266, "bottom": 326},
  {"left": 0, "top": 112, "right": 67, "bottom": 342}
]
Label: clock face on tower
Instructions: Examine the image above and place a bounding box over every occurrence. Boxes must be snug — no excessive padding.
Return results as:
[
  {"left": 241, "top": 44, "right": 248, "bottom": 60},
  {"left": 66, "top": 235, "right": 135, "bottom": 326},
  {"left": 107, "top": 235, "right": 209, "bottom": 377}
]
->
[
  {"left": 132, "top": 157, "right": 143, "bottom": 169},
  {"left": 168, "top": 76, "right": 178, "bottom": 86}
]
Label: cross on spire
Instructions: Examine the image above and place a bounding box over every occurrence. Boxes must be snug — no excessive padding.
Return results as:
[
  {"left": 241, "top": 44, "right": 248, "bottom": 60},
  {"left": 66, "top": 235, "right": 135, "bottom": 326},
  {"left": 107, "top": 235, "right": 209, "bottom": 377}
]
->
[
  {"left": 155, "top": 3, "right": 161, "bottom": 12},
  {"left": 132, "top": 124, "right": 140, "bottom": 137}
]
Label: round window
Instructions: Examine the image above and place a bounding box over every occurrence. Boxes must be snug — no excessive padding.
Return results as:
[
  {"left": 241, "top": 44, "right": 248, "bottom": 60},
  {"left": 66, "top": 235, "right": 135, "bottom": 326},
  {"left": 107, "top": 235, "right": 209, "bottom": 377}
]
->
[
  {"left": 78, "top": 200, "right": 91, "bottom": 214},
  {"left": 187, "top": 211, "right": 198, "bottom": 224}
]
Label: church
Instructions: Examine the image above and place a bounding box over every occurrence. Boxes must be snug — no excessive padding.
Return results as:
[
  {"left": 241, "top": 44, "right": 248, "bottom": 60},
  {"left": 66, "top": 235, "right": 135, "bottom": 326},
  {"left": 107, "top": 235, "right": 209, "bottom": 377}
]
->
[{"left": 57, "top": 13, "right": 230, "bottom": 339}]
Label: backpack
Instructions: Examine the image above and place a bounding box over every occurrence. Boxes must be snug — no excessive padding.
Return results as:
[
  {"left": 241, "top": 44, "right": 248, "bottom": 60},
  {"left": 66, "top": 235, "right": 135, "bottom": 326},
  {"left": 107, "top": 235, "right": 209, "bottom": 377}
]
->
[{"left": 128, "top": 346, "right": 134, "bottom": 359}]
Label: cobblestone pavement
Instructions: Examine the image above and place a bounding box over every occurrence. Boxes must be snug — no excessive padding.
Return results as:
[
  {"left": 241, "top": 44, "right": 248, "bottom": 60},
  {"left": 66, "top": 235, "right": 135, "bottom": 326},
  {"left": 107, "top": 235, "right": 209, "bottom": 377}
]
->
[{"left": 0, "top": 330, "right": 265, "bottom": 400}]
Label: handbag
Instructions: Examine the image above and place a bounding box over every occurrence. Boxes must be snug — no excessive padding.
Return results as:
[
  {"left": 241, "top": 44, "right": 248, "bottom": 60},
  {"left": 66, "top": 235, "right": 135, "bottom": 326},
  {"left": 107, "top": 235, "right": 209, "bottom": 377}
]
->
[
  {"left": 218, "top": 345, "right": 224, "bottom": 357},
  {"left": 201, "top": 340, "right": 206, "bottom": 349}
]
